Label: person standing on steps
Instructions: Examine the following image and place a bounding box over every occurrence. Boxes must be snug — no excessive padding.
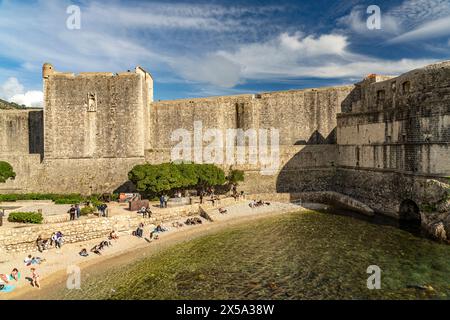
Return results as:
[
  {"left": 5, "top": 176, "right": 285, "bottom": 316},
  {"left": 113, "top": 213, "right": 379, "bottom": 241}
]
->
[{"left": 68, "top": 205, "right": 76, "bottom": 221}]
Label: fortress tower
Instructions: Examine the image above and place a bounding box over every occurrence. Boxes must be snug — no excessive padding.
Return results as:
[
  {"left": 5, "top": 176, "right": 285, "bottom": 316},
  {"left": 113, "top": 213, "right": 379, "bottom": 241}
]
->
[{"left": 42, "top": 64, "right": 153, "bottom": 160}]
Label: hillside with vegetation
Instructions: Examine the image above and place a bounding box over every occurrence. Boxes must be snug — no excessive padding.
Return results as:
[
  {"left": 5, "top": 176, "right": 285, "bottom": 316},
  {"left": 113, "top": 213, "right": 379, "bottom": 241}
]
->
[{"left": 0, "top": 98, "right": 26, "bottom": 109}]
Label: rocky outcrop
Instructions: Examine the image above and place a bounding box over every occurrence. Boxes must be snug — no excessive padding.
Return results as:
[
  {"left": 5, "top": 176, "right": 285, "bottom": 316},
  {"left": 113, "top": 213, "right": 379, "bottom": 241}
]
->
[{"left": 420, "top": 181, "right": 450, "bottom": 242}]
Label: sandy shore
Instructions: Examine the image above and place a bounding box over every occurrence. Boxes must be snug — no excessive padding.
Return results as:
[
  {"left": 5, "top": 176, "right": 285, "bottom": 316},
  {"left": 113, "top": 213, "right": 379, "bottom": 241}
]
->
[{"left": 2, "top": 201, "right": 304, "bottom": 300}]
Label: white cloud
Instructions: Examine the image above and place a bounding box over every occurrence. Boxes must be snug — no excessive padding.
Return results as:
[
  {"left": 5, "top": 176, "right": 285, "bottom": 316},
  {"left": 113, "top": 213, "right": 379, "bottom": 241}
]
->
[
  {"left": 389, "top": 0, "right": 450, "bottom": 23},
  {"left": 0, "top": 0, "right": 283, "bottom": 75},
  {"left": 10, "top": 91, "right": 43, "bottom": 108},
  {"left": 389, "top": 16, "right": 450, "bottom": 44},
  {"left": 0, "top": 77, "right": 24, "bottom": 100},
  {"left": 178, "top": 32, "right": 436, "bottom": 86},
  {"left": 0, "top": 77, "right": 43, "bottom": 107},
  {"left": 338, "top": 6, "right": 401, "bottom": 36},
  {"left": 0, "top": 0, "right": 443, "bottom": 92},
  {"left": 231, "top": 33, "right": 433, "bottom": 77},
  {"left": 170, "top": 55, "right": 241, "bottom": 88},
  {"left": 339, "top": 0, "right": 450, "bottom": 44}
]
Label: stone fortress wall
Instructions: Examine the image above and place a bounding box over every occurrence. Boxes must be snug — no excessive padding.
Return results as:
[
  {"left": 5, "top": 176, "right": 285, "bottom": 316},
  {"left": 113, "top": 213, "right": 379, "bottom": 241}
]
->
[
  {"left": 0, "top": 61, "right": 449, "bottom": 220},
  {"left": 335, "top": 62, "right": 450, "bottom": 216}
]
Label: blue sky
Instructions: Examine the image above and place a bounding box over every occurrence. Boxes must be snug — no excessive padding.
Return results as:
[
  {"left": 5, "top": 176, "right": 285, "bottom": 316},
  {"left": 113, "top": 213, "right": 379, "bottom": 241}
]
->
[{"left": 0, "top": 0, "right": 449, "bottom": 106}]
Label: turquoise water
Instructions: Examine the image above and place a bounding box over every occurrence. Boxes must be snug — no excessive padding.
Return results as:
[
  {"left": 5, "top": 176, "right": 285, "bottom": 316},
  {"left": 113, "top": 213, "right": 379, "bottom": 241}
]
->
[{"left": 57, "top": 210, "right": 450, "bottom": 300}]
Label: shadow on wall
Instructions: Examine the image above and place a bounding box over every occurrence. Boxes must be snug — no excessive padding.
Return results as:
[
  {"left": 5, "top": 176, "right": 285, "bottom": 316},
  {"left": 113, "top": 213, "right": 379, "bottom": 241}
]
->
[
  {"left": 28, "top": 111, "right": 44, "bottom": 160},
  {"left": 293, "top": 128, "right": 336, "bottom": 145},
  {"left": 276, "top": 130, "right": 337, "bottom": 194},
  {"left": 113, "top": 180, "right": 137, "bottom": 194}
]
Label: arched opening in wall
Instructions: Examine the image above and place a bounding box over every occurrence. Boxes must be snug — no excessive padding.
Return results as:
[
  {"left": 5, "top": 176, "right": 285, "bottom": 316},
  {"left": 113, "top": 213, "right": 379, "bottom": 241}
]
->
[
  {"left": 376, "top": 90, "right": 385, "bottom": 107},
  {"left": 399, "top": 199, "right": 421, "bottom": 223},
  {"left": 402, "top": 81, "right": 411, "bottom": 94}
]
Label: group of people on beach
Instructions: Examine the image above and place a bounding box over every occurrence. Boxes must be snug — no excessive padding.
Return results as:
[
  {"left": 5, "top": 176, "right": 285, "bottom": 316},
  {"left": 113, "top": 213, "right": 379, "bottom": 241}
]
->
[
  {"left": 97, "top": 203, "right": 108, "bottom": 217},
  {"left": 185, "top": 217, "right": 203, "bottom": 225},
  {"left": 36, "top": 231, "right": 64, "bottom": 252},
  {"left": 0, "top": 268, "right": 20, "bottom": 290},
  {"left": 249, "top": 200, "right": 271, "bottom": 208},
  {"left": 159, "top": 195, "right": 169, "bottom": 208},
  {"left": 68, "top": 204, "right": 81, "bottom": 220},
  {"left": 0, "top": 265, "right": 40, "bottom": 292},
  {"left": 231, "top": 184, "right": 245, "bottom": 201},
  {"left": 133, "top": 222, "right": 170, "bottom": 240},
  {"left": 2, "top": 192, "right": 259, "bottom": 295},
  {"left": 79, "top": 230, "right": 119, "bottom": 257},
  {"left": 68, "top": 203, "right": 108, "bottom": 220},
  {"left": 137, "top": 206, "right": 152, "bottom": 218}
]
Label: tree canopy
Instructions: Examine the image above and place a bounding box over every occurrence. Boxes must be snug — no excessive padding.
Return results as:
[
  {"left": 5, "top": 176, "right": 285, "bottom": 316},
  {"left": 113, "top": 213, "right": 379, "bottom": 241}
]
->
[
  {"left": 226, "top": 169, "right": 245, "bottom": 185},
  {"left": 128, "top": 163, "right": 226, "bottom": 196},
  {"left": 0, "top": 161, "right": 16, "bottom": 183}
]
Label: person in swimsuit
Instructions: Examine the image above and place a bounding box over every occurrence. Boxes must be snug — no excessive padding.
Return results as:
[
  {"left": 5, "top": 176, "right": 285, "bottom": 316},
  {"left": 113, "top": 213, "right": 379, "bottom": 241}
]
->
[{"left": 30, "top": 268, "right": 40, "bottom": 288}]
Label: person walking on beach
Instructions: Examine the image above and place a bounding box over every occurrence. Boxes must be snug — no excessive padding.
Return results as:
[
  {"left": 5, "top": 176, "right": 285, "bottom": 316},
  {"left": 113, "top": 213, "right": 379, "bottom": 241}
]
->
[
  {"left": 50, "top": 232, "right": 57, "bottom": 247},
  {"left": 159, "top": 195, "right": 164, "bottom": 208},
  {"left": 75, "top": 204, "right": 81, "bottom": 219},
  {"left": 30, "top": 268, "right": 40, "bottom": 288},
  {"left": 99, "top": 203, "right": 108, "bottom": 217},
  {"left": 55, "top": 231, "right": 64, "bottom": 248}
]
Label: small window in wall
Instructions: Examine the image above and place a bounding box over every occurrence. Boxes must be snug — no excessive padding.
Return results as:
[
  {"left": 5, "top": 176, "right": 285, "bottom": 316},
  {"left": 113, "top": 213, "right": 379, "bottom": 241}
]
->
[
  {"left": 87, "top": 93, "right": 97, "bottom": 112},
  {"left": 402, "top": 81, "right": 411, "bottom": 94},
  {"left": 355, "top": 146, "right": 360, "bottom": 167},
  {"left": 377, "top": 90, "right": 386, "bottom": 102},
  {"left": 391, "top": 82, "right": 396, "bottom": 92},
  {"left": 376, "top": 90, "right": 386, "bottom": 108}
]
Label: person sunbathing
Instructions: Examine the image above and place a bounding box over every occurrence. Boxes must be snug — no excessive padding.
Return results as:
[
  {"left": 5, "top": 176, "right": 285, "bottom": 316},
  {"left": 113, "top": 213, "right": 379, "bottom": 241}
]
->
[
  {"left": 9, "top": 268, "right": 20, "bottom": 281},
  {"left": 109, "top": 230, "right": 119, "bottom": 240},
  {"left": 90, "top": 245, "right": 102, "bottom": 255},
  {"left": 0, "top": 273, "right": 9, "bottom": 284},
  {"left": 24, "top": 255, "right": 43, "bottom": 266},
  {"left": 155, "top": 224, "right": 168, "bottom": 232},
  {"left": 135, "top": 223, "right": 144, "bottom": 237},
  {"left": 79, "top": 248, "right": 89, "bottom": 257},
  {"left": 36, "top": 235, "right": 45, "bottom": 252},
  {"left": 172, "top": 221, "right": 183, "bottom": 228},
  {"left": 101, "top": 240, "right": 112, "bottom": 248}
]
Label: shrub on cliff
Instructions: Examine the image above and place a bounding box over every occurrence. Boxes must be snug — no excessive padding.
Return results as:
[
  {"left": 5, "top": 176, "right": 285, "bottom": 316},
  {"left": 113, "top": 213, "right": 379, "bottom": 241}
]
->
[
  {"left": 8, "top": 211, "right": 43, "bottom": 224},
  {"left": 128, "top": 163, "right": 226, "bottom": 197},
  {"left": 0, "top": 161, "right": 16, "bottom": 183}
]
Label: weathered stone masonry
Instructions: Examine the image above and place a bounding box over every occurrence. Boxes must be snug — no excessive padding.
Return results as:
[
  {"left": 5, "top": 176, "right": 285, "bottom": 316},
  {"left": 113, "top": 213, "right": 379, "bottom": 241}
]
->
[{"left": 0, "top": 61, "right": 449, "bottom": 224}]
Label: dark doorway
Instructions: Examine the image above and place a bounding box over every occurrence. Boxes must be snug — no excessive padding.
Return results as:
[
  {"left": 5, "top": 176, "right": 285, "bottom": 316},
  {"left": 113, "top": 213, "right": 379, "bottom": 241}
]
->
[{"left": 399, "top": 199, "right": 421, "bottom": 222}]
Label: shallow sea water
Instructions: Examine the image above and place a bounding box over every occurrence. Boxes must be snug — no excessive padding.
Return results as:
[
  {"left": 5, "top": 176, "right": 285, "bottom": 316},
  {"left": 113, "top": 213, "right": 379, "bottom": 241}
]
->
[{"left": 58, "top": 210, "right": 450, "bottom": 300}]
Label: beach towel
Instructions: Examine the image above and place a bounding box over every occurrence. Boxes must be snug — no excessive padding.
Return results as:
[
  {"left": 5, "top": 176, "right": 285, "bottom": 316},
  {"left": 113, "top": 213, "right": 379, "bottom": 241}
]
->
[{"left": 0, "top": 284, "right": 15, "bottom": 293}]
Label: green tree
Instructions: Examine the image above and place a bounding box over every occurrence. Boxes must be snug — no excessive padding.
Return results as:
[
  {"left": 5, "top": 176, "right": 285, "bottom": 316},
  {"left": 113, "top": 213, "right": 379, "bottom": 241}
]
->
[
  {"left": 128, "top": 163, "right": 226, "bottom": 197},
  {"left": 194, "top": 163, "right": 226, "bottom": 190},
  {"left": 226, "top": 169, "right": 245, "bottom": 185},
  {"left": 177, "top": 162, "right": 198, "bottom": 188},
  {"left": 129, "top": 163, "right": 182, "bottom": 196},
  {"left": 0, "top": 161, "right": 16, "bottom": 183}
]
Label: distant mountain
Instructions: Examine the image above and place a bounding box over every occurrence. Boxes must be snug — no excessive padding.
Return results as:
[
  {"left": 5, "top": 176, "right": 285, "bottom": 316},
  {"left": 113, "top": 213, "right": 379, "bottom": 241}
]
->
[{"left": 0, "top": 98, "right": 27, "bottom": 110}]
